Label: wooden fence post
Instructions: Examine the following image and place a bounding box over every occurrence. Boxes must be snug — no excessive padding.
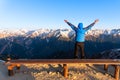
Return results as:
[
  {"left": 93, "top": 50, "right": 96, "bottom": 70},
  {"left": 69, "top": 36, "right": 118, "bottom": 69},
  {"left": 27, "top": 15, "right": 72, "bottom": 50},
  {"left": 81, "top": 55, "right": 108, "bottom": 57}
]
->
[
  {"left": 16, "top": 64, "right": 21, "bottom": 70},
  {"left": 63, "top": 64, "right": 68, "bottom": 78},
  {"left": 114, "top": 65, "right": 119, "bottom": 80},
  {"left": 104, "top": 64, "right": 108, "bottom": 71},
  {"left": 8, "top": 65, "right": 14, "bottom": 76}
]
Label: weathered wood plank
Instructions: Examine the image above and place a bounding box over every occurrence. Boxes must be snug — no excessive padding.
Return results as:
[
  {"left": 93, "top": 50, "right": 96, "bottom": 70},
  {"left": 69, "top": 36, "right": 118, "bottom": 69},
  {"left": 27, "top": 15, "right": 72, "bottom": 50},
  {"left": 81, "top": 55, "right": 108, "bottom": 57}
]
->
[{"left": 8, "top": 59, "right": 120, "bottom": 64}]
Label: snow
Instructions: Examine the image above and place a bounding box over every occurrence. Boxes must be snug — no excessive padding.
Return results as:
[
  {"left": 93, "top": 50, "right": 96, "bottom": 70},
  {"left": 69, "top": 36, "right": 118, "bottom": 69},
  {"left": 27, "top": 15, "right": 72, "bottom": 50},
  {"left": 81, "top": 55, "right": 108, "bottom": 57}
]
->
[
  {"left": 59, "top": 29, "right": 71, "bottom": 38},
  {"left": 0, "top": 28, "right": 120, "bottom": 39}
]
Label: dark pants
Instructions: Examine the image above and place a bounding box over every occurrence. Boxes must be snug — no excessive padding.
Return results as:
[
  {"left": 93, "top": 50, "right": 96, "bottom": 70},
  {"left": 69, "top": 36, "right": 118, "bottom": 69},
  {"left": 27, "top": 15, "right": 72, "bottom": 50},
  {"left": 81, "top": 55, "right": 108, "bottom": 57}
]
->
[{"left": 74, "top": 42, "right": 85, "bottom": 59}]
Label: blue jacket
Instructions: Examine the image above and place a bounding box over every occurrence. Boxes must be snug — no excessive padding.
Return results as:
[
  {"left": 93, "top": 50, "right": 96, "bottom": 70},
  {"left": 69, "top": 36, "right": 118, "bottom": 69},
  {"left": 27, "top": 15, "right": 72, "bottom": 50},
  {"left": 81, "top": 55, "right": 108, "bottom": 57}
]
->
[{"left": 67, "top": 22, "right": 95, "bottom": 42}]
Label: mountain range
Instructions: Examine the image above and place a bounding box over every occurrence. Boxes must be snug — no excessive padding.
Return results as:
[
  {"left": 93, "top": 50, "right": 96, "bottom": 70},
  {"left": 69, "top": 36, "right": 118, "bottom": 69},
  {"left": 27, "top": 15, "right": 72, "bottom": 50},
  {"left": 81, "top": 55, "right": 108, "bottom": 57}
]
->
[{"left": 0, "top": 28, "right": 120, "bottom": 60}]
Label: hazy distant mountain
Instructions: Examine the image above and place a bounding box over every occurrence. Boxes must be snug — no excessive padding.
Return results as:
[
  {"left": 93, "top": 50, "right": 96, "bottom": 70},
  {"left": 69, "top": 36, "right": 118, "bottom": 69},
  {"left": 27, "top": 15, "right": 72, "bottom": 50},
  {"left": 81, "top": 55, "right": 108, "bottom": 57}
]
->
[{"left": 0, "top": 28, "right": 120, "bottom": 60}]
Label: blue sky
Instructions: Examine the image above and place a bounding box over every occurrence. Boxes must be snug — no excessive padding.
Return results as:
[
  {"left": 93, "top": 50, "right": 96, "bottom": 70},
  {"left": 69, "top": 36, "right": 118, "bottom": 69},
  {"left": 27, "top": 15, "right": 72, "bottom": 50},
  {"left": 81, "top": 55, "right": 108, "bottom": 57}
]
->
[{"left": 0, "top": 0, "right": 120, "bottom": 30}]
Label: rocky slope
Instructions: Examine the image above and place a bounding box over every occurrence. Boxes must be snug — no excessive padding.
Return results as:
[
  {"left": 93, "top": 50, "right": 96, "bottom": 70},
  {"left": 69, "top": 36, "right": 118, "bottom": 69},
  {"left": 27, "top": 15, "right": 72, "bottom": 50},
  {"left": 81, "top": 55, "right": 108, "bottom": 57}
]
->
[{"left": 96, "top": 49, "right": 120, "bottom": 59}]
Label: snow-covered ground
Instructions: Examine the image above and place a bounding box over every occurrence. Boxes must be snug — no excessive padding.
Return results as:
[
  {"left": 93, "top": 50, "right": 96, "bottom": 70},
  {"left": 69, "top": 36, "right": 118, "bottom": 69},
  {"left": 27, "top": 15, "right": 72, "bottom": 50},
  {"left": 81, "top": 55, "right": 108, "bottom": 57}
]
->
[{"left": 0, "top": 61, "right": 117, "bottom": 80}]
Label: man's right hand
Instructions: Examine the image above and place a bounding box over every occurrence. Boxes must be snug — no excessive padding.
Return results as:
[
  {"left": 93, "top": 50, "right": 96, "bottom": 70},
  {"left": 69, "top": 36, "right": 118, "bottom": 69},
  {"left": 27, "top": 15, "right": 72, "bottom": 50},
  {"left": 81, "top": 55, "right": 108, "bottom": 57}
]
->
[{"left": 64, "top": 20, "right": 68, "bottom": 23}]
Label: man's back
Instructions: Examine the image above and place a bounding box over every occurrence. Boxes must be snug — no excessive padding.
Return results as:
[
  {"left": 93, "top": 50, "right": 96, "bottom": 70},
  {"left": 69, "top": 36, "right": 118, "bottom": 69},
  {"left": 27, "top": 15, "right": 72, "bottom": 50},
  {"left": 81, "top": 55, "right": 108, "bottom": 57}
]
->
[{"left": 75, "top": 28, "right": 86, "bottom": 42}]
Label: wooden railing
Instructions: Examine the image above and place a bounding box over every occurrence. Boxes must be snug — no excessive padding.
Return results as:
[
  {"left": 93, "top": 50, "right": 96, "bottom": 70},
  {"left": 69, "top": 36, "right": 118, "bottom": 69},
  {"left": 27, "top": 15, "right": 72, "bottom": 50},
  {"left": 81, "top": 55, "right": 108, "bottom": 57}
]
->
[{"left": 6, "top": 59, "right": 120, "bottom": 80}]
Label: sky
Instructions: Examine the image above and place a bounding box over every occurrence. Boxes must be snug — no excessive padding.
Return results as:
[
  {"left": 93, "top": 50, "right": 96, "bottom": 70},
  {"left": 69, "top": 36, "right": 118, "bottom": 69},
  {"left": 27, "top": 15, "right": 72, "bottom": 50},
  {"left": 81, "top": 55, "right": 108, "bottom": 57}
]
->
[{"left": 0, "top": 0, "right": 120, "bottom": 30}]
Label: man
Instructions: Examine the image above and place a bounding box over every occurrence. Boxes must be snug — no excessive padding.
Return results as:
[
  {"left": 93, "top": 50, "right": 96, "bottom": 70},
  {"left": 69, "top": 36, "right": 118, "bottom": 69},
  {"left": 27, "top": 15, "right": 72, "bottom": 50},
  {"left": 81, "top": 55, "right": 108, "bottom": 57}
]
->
[{"left": 64, "top": 19, "right": 99, "bottom": 59}]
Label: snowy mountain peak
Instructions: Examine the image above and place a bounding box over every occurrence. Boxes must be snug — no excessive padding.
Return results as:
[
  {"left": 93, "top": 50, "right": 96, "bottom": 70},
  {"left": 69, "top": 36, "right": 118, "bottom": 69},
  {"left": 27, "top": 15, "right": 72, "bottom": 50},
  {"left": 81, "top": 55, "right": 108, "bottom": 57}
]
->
[{"left": 0, "top": 28, "right": 120, "bottom": 39}]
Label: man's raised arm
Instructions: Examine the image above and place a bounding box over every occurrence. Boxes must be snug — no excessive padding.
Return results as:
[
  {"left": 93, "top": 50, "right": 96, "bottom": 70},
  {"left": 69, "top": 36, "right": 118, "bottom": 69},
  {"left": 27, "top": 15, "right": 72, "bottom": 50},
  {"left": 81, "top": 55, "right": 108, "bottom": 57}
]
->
[
  {"left": 84, "top": 19, "right": 99, "bottom": 31},
  {"left": 64, "top": 20, "right": 77, "bottom": 30}
]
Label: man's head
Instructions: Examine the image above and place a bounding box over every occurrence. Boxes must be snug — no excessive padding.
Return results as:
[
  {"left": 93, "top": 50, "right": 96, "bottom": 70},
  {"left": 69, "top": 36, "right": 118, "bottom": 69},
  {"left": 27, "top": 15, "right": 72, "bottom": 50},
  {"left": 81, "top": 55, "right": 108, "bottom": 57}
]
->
[{"left": 78, "top": 23, "right": 83, "bottom": 29}]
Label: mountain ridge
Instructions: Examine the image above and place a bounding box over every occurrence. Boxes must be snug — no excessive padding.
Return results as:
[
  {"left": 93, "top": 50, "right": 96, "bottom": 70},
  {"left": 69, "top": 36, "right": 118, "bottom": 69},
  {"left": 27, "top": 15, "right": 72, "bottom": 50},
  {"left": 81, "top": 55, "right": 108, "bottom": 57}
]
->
[
  {"left": 0, "top": 28, "right": 120, "bottom": 39},
  {"left": 0, "top": 28, "right": 120, "bottom": 59}
]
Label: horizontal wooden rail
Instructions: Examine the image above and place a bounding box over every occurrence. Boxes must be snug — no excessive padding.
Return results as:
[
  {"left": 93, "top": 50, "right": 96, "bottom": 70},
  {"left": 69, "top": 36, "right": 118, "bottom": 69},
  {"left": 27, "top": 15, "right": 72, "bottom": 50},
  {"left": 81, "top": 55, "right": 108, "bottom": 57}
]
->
[{"left": 8, "top": 59, "right": 120, "bottom": 64}]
